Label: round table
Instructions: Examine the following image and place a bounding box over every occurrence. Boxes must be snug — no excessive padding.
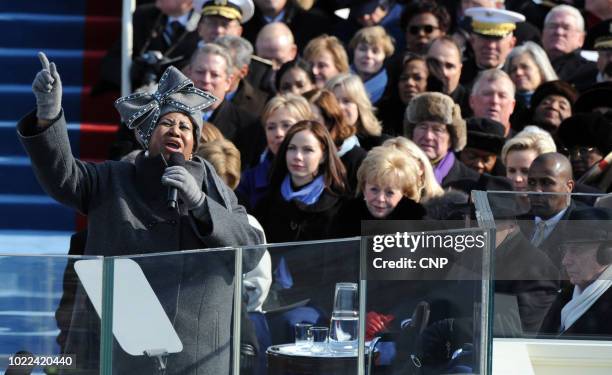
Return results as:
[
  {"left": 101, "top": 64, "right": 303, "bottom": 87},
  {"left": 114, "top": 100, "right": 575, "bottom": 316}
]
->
[{"left": 266, "top": 343, "right": 373, "bottom": 375}]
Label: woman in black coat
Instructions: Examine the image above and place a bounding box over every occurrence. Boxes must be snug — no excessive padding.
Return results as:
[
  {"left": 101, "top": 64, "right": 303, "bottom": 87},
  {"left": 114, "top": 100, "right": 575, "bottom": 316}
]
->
[
  {"left": 335, "top": 145, "right": 428, "bottom": 238},
  {"left": 254, "top": 120, "right": 348, "bottom": 340},
  {"left": 254, "top": 120, "right": 347, "bottom": 243}
]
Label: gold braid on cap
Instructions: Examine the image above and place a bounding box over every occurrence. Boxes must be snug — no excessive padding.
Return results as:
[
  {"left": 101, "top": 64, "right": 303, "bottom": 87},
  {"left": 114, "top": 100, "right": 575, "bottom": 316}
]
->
[
  {"left": 472, "top": 21, "right": 516, "bottom": 37},
  {"left": 202, "top": 5, "right": 242, "bottom": 21}
]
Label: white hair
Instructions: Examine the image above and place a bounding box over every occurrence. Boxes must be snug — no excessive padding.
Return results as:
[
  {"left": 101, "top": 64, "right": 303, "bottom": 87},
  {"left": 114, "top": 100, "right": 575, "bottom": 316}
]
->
[
  {"left": 544, "top": 5, "right": 585, "bottom": 32},
  {"left": 505, "top": 41, "right": 558, "bottom": 83},
  {"left": 215, "top": 35, "right": 253, "bottom": 69},
  {"left": 471, "top": 69, "right": 516, "bottom": 98}
]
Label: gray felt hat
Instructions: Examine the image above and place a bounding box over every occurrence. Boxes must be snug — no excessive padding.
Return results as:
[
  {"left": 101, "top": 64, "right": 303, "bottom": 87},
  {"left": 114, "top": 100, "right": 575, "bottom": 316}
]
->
[{"left": 114, "top": 66, "right": 217, "bottom": 149}]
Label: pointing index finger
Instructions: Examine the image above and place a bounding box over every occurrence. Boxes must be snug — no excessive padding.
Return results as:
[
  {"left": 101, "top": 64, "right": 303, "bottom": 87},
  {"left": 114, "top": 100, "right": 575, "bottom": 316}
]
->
[{"left": 38, "top": 52, "right": 50, "bottom": 71}]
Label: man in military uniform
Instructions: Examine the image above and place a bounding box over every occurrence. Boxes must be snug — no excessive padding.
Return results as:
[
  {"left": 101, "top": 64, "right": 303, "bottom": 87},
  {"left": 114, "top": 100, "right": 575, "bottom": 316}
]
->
[
  {"left": 197, "top": 0, "right": 275, "bottom": 95},
  {"left": 460, "top": 7, "right": 524, "bottom": 86}
]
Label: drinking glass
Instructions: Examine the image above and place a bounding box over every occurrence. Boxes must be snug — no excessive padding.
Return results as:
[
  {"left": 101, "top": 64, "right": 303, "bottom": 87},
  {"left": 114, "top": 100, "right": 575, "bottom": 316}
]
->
[
  {"left": 294, "top": 323, "right": 313, "bottom": 350},
  {"left": 309, "top": 326, "right": 328, "bottom": 353},
  {"left": 329, "top": 282, "right": 359, "bottom": 353}
]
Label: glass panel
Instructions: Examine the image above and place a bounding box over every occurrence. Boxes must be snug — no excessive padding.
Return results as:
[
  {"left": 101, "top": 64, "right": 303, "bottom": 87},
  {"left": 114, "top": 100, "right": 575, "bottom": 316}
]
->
[
  {"left": 480, "top": 191, "right": 612, "bottom": 374},
  {"left": 103, "top": 247, "right": 240, "bottom": 375},
  {"left": 0, "top": 254, "right": 103, "bottom": 373},
  {"left": 254, "top": 238, "right": 362, "bottom": 375},
  {"left": 361, "top": 221, "right": 491, "bottom": 375}
]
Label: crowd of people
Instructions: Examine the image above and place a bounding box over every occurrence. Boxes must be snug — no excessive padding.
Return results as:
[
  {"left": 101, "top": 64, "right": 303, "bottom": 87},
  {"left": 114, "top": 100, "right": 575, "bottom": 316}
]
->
[{"left": 19, "top": 0, "right": 612, "bottom": 373}]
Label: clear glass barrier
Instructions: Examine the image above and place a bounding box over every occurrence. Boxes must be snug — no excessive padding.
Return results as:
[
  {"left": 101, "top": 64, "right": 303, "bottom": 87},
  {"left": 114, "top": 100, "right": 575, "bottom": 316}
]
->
[
  {"left": 0, "top": 254, "right": 103, "bottom": 373},
  {"left": 250, "top": 238, "right": 361, "bottom": 375},
  {"left": 103, "top": 247, "right": 245, "bottom": 375},
  {"left": 361, "top": 222, "right": 492, "bottom": 375},
  {"left": 477, "top": 191, "right": 612, "bottom": 374}
]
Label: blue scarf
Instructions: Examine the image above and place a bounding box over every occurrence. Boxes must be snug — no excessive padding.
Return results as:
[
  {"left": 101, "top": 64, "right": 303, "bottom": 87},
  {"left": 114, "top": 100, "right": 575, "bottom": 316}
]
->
[
  {"left": 353, "top": 66, "right": 388, "bottom": 104},
  {"left": 281, "top": 174, "right": 325, "bottom": 205}
]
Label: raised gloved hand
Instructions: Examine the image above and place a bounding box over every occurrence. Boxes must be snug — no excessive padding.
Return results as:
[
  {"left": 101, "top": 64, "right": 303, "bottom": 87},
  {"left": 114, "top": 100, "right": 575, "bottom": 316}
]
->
[
  {"left": 32, "top": 52, "right": 62, "bottom": 121},
  {"left": 162, "top": 165, "right": 206, "bottom": 210},
  {"left": 366, "top": 311, "right": 395, "bottom": 341}
]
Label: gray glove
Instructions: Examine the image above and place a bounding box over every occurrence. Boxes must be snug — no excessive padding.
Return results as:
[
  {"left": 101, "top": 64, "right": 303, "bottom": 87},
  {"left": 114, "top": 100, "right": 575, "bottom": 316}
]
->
[
  {"left": 32, "top": 52, "right": 62, "bottom": 121},
  {"left": 162, "top": 165, "right": 206, "bottom": 210}
]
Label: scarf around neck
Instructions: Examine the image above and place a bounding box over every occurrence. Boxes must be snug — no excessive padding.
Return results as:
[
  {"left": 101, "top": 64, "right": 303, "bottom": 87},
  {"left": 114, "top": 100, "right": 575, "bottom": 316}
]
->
[
  {"left": 561, "top": 265, "right": 612, "bottom": 332},
  {"left": 354, "top": 66, "right": 388, "bottom": 104},
  {"left": 281, "top": 174, "right": 325, "bottom": 205},
  {"left": 433, "top": 152, "right": 455, "bottom": 184}
]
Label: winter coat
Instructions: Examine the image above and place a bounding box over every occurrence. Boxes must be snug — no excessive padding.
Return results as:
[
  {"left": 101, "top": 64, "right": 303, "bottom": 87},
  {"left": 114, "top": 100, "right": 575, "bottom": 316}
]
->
[
  {"left": 18, "top": 110, "right": 263, "bottom": 374},
  {"left": 539, "top": 284, "right": 612, "bottom": 338}
]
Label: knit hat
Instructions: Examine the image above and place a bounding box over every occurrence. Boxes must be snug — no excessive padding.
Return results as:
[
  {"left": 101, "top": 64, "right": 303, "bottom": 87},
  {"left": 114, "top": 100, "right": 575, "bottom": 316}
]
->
[
  {"left": 404, "top": 92, "right": 467, "bottom": 152},
  {"left": 530, "top": 80, "right": 578, "bottom": 111},
  {"left": 465, "top": 117, "right": 506, "bottom": 154},
  {"left": 114, "top": 66, "right": 217, "bottom": 149}
]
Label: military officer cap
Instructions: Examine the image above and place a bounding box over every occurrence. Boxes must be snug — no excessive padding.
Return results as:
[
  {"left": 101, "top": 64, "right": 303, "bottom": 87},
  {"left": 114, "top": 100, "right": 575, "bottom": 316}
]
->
[
  {"left": 200, "top": 0, "right": 255, "bottom": 24},
  {"left": 594, "top": 20, "right": 612, "bottom": 51},
  {"left": 465, "top": 7, "right": 525, "bottom": 38}
]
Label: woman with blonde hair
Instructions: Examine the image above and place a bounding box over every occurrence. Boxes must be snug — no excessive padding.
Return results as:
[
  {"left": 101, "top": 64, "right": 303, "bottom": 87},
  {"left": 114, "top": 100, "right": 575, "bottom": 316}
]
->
[
  {"left": 303, "top": 34, "right": 350, "bottom": 88},
  {"left": 198, "top": 121, "right": 225, "bottom": 144},
  {"left": 326, "top": 73, "right": 385, "bottom": 150},
  {"left": 348, "top": 26, "right": 395, "bottom": 104},
  {"left": 334, "top": 145, "right": 427, "bottom": 236},
  {"left": 501, "top": 126, "right": 557, "bottom": 191},
  {"left": 196, "top": 139, "right": 242, "bottom": 190},
  {"left": 382, "top": 136, "right": 444, "bottom": 202},
  {"left": 237, "top": 93, "right": 313, "bottom": 210}
]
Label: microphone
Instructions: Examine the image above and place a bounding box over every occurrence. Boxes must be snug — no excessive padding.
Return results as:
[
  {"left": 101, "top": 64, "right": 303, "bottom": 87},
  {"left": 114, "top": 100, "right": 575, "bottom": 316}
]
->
[{"left": 167, "top": 152, "right": 185, "bottom": 210}]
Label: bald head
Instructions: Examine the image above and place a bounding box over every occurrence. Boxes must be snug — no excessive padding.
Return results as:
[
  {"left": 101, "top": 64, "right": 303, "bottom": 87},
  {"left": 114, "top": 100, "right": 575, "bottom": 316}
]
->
[
  {"left": 531, "top": 152, "right": 573, "bottom": 181},
  {"left": 528, "top": 152, "right": 574, "bottom": 218},
  {"left": 255, "top": 22, "right": 297, "bottom": 69}
]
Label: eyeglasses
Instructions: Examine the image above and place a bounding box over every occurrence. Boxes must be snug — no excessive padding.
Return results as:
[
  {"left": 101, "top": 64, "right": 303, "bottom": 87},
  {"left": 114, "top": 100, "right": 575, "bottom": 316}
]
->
[
  {"left": 568, "top": 146, "right": 602, "bottom": 160},
  {"left": 408, "top": 25, "right": 439, "bottom": 35},
  {"left": 543, "top": 22, "right": 580, "bottom": 33},
  {"left": 414, "top": 123, "right": 448, "bottom": 135}
]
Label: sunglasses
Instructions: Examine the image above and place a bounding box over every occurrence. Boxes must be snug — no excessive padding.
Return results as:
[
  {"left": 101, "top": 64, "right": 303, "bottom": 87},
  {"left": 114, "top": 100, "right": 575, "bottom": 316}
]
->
[{"left": 408, "top": 25, "right": 439, "bottom": 35}]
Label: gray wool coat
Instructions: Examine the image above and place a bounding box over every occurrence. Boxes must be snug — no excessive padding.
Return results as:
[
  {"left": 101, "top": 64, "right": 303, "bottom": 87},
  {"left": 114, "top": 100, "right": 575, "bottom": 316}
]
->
[{"left": 18, "top": 110, "right": 264, "bottom": 374}]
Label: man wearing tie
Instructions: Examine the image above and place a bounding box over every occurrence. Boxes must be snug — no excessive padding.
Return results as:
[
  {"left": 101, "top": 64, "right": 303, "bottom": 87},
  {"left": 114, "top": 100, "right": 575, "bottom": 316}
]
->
[
  {"left": 132, "top": 0, "right": 201, "bottom": 88},
  {"left": 526, "top": 152, "right": 575, "bottom": 266}
]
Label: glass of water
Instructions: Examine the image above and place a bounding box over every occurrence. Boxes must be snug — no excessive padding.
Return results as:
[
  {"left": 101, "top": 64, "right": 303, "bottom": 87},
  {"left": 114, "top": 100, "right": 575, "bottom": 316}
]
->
[
  {"left": 329, "top": 282, "right": 359, "bottom": 353},
  {"left": 309, "top": 326, "right": 329, "bottom": 353},
  {"left": 294, "top": 323, "right": 313, "bottom": 350}
]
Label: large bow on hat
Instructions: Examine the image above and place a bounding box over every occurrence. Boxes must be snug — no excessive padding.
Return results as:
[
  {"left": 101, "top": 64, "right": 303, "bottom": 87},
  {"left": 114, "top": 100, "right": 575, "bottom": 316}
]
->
[{"left": 114, "top": 66, "right": 217, "bottom": 148}]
